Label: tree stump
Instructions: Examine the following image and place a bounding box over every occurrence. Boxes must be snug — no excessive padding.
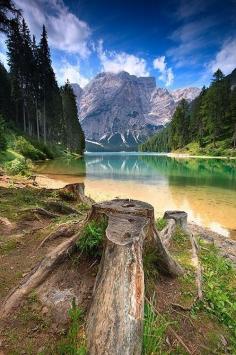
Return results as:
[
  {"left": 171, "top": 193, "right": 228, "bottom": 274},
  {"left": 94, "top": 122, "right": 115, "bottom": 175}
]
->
[
  {"left": 86, "top": 199, "right": 183, "bottom": 355},
  {"left": 164, "top": 210, "right": 188, "bottom": 230}
]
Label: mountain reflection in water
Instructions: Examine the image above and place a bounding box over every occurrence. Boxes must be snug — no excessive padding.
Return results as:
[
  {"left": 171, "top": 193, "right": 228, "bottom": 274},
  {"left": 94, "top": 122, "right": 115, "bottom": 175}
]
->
[{"left": 36, "top": 152, "right": 236, "bottom": 239}]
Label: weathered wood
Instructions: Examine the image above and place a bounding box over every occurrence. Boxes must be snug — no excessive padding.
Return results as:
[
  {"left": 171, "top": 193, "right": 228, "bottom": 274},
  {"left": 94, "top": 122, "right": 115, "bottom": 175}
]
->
[
  {"left": 189, "top": 233, "right": 203, "bottom": 300},
  {"left": 43, "top": 200, "right": 82, "bottom": 215},
  {"left": 0, "top": 223, "right": 83, "bottom": 319},
  {"left": 86, "top": 199, "right": 183, "bottom": 354},
  {"left": 59, "top": 183, "right": 93, "bottom": 205},
  {"left": 86, "top": 209, "right": 147, "bottom": 354},
  {"left": 38, "top": 221, "right": 81, "bottom": 248},
  {"left": 160, "top": 218, "right": 176, "bottom": 247},
  {"left": 164, "top": 211, "right": 188, "bottom": 230},
  {"left": 23, "top": 207, "right": 60, "bottom": 219}
]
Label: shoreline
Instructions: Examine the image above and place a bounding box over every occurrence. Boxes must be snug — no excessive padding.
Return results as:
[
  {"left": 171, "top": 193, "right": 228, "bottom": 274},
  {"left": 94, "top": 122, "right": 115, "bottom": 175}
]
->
[
  {"left": 1, "top": 172, "right": 235, "bottom": 263},
  {"left": 85, "top": 151, "right": 236, "bottom": 160}
]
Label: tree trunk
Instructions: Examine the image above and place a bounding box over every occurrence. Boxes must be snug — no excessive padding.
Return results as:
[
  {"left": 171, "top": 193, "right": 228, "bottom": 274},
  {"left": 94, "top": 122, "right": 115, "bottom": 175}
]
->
[
  {"left": 86, "top": 199, "right": 183, "bottom": 354},
  {"left": 43, "top": 90, "right": 46, "bottom": 144},
  {"left": 23, "top": 99, "right": 26, "bottom": 133},
  {"left": 36, "top": 100, "right": 40, "bottom": 141}
]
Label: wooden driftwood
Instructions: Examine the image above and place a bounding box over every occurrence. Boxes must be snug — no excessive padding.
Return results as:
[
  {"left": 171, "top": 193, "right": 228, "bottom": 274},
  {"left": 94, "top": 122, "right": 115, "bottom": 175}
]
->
[{"left": 86, "top": 199, "right": 183, "bottom": 355}]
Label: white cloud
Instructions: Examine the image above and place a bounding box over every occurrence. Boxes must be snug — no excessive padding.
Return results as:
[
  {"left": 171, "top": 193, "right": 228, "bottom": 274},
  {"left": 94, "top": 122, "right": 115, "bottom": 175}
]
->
[
  {"left": 0, "top": 33, "right": 8, "bottom": 68},
  {"left": 14, "top": 0, "right": 91, "bottom": 57},
  {"left": 97, "top": 40, "right": 149, "bottom": 77},
  {"left": 209, "top": 38, "right": 236, "bottom": 74},
  {"left": 55, "top": 61, "right": 89, "bottom": 88},
  {"left": 153, "top": 56, "right": 174, "bottom": 86}
]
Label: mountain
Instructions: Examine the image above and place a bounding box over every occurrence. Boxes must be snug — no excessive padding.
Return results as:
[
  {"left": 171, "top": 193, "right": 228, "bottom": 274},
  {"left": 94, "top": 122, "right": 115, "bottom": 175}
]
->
[{"left": 72, "top": 72, "right": 200, "bottom": 151}]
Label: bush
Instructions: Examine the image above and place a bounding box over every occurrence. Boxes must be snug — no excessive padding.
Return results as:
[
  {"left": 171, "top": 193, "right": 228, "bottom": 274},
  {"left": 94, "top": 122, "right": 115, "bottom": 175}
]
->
[
  {"left": 4, "top": 158, "right": 32, "bottom": 176},
  {"left": 0, "top": 116, "right": 7, "bottom": 151},
  {"left": 14, "top": 136, "right": 46, "bottom": 161},
  {"left": 77, "top": 218, "right": 107, "bottom": 257},
  {"left": 30, "top": 140, "right": 55, "bottom": 159}
]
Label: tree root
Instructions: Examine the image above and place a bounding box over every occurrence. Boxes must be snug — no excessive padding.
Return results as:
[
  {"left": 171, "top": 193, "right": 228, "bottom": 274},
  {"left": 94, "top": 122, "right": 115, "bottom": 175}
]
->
[
  {"left": 23, "top": 207, "right": 60, "bottom": 219},
  {"left": 43, "top": 200, "right": 82, "bottom": 216},
  {"left": 189, "top": 232, "right": 203, "bottom": 301},
  {"left": 39, "top": 221, "right": 81, "bottom": 248},
  {"left": 0, "top": 220, "right": 85, "bottom": 320}
]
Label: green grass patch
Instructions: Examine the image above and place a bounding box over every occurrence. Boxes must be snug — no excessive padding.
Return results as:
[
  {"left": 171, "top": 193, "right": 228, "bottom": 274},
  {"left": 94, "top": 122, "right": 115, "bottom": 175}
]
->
[
  {"left": 76, "top": 218, "right": 107, "bottom": 257},
  {"left": 195, "top": 240, "right": 236, "bottom": 349},
  {"left": 142, "top": 299, "right": 171, "bottom": 354},
  {"left": 56, "top": 299, "right": 87, "bottom": 355},
  {"left": 156, "top": 217, "right": 167, "bottom": 231},
  {"left": 0, "top": 238, "right": 18, "bottom": 254}
]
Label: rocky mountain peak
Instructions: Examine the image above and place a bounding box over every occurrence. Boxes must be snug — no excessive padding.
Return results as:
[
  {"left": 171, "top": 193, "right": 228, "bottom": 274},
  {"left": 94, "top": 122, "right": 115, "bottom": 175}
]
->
[{"left": 71, "top": 72, "right": 200, "bottom": 151}]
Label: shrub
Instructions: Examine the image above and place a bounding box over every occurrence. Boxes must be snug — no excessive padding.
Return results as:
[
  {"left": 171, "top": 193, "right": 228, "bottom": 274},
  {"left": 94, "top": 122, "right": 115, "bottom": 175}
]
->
[
  {"left": 4, "top": 158, "right": 32, "bottom": 176},
  {"left": 0, "top": 116, "right": 7, "bottom": 151},
  {"left": 30, "top": 139, "right": 55, "bottom": 159},
  {"left": 77, "top": 218, "right": 107, "bottom": 257},
  {"left": 14, "top": 136, "right": 46, "bottom": 161}
]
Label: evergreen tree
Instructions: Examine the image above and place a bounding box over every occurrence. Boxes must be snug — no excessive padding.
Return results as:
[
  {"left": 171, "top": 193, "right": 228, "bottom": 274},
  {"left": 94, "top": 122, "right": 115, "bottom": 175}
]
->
[
  {"left": 6, "top": 16, "right": 22, "bottom": 128},
  {"left": 231, "top": 87, "right": 236, "bottom": 148},
  {"left": 38, "top": 25, "right": 63, "bottom": 143},
  {"left": 61, "top": 80, "right": 85, "bottom": 154},
  {"left": 0, "top": 0, "right": 20, "bottom": 33},
  {"left": 0, "top": 61, "right": 12, "bottom": 120},
  {"left": 140, "top": 69, "right": 236, "bottom": 153}
]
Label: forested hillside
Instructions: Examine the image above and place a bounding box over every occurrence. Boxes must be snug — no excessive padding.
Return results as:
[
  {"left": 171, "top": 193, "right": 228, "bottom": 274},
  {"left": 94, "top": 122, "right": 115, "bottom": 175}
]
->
[
  {"left": 0, "top": 6, "right": 85, "bottom": 156},
  {"left": 140, "top": 69, "right": 236, "bottom": 156}
]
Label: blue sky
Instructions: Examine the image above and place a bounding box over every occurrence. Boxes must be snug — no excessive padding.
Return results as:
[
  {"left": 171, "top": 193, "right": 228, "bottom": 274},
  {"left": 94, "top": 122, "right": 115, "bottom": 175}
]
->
[{"left": 0, "top": 0, "right": 236, "bottom": 89}]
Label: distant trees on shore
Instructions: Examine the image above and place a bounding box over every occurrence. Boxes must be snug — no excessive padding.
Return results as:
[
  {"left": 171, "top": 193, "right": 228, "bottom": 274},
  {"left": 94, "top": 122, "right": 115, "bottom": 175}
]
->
[{"left": 140, "top": 69, "right": 236, "bottom": 153}]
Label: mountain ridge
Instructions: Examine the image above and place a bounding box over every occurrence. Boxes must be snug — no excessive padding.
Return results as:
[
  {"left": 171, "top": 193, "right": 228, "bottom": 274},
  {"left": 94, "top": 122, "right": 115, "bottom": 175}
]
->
[{"left": 71, "top": 72, "right": 200, "bottom": 151}]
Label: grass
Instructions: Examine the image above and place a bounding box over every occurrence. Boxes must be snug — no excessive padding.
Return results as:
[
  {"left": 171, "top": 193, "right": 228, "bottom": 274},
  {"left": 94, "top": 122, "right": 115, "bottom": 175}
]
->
[
  {"left": 56, "top": 299, "right": 87, "bottom": 355},
  {"left": 156, "top": 217, "right": 167, "bottom": 231},
  {"left": 194, "top": 240, "right": 236, "bottom": 349},
  {"left": 76, "top": 218, "right": 107, "bottom": 257},
  {"left": 142, "top": 298, "right": 172, "bottom": 355},
  {"left": 0, "top": 238, "right": 19, "bottom": 254}
]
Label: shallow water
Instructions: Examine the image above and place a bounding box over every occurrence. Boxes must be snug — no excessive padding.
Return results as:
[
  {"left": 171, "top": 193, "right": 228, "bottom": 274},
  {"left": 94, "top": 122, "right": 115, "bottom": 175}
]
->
[{"left": 36, "top": 152, "right": 236, "bottom": 239}]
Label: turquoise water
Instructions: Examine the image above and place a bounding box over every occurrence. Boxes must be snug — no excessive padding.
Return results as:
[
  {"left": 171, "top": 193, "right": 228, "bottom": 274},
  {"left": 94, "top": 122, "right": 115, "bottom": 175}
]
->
[{"left": 37, "top": 152, "right": 236, "bottom": 239}]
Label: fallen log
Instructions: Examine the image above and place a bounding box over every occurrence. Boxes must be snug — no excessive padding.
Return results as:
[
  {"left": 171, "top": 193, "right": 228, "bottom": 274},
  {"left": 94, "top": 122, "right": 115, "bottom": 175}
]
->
[{"left": 86, "top": 199, "right": 183, "bottom": 355}]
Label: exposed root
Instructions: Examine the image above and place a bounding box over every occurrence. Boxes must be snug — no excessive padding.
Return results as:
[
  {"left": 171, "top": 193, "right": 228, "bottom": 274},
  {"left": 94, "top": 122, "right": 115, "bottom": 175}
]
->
[
  {"left": 39, "top": 221, "right": 81, "bottom": 248},
  {"left": 160, "top": 218, "right": 176, "bottom": 247},
  {"left": 23, "top": 207, "right": 60, "bottom": 219},
  {"left": 0, "top": 221, "right": 84, "bottom": 320},
  {"left": 189, "top": 232, "right": 203, "bottom": 301},
  {"left": 43, "top": 200, "right": 82, "bottom": 216}
]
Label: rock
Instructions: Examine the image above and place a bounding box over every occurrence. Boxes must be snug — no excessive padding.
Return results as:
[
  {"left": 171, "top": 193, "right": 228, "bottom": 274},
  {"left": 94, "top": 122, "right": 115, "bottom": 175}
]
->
[{"left": 71, "top": 71, "right": 200, "bottom": 151}]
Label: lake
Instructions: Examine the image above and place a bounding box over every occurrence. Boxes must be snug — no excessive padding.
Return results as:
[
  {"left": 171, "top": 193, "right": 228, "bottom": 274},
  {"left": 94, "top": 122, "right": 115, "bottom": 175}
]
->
[{"left": 36, "top": 152, "right": 236, "bottom": 239}]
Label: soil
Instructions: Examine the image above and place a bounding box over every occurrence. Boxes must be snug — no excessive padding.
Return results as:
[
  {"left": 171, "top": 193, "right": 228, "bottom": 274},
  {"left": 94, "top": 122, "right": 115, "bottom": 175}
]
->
[{"left": 0, "top": 173, "right": 234, "bottom": 354}]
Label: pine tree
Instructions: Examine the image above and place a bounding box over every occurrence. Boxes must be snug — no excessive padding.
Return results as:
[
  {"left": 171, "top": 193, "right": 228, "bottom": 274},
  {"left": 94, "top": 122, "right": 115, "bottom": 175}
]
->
[
  {"left": 38, "top": 25, "right": 63, "bottom": 144},
  {"left": 6, "top": 16, "right": 22, "bottom": 128},
  {"left": 0, "top": 61, "right": 12, "bottom": 120},
  {"left": 61, "top": 80, "right": 85, "bottom": 154},
  {"left": 231, "top": 87, "right": 236, "bottom": 148},
  {"left": 0, "top": 0, "right": 20, "bottom": 33}
]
